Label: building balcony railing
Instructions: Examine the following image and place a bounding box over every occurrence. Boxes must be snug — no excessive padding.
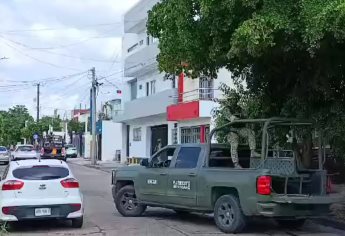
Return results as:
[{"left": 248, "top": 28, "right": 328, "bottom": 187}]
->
[
  {"left": 167, "top": 88, "right": 221, "bottom": 121},
  {"left": 170, "top": 88, "right": 219, "bottom": 103}
]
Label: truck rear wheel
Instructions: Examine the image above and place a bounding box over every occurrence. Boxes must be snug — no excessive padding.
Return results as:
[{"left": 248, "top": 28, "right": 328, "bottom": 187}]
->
[
  {"left": 276, "top": 219, "right": 306, "bottom": 228},
  {"left": 115, "top": 185, "right": 146, "bottom": 217},
  {"left": 214, "top": 195, "right": 247, "bottom": 233}
]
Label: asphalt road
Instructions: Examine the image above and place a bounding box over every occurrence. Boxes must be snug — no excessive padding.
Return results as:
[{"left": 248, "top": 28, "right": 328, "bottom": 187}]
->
[{"left": 0, "top": 163, "right": 344, "bottom": 236}]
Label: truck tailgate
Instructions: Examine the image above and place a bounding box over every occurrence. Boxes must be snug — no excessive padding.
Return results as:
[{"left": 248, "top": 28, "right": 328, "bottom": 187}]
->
[{"left": 272, "top": 193, "right": 344, "bottom": 204}]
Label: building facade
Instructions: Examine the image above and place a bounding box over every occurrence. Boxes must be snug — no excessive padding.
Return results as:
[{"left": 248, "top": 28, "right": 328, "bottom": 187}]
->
[{"left": 114, "top": 0, "right": 233, "bottom": 161}]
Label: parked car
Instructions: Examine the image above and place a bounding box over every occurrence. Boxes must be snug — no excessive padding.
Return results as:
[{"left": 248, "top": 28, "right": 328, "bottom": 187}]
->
[
  {"left": 0, "top": 146, "right": 10, "bottom": 165},
  {"left": 65, "top": 144, "right": 78, "bottom": 158},
  {"left": 11, "top": 145, "right": 38, "bottom": 161},
  {"left": 0, "top": 159, "right": 83, "bottom": 228}
]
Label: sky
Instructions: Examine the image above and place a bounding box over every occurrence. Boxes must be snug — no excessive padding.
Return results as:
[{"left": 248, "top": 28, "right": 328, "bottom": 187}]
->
[{"left": 0, "top": 0, "right": 140, "bottom": 118}]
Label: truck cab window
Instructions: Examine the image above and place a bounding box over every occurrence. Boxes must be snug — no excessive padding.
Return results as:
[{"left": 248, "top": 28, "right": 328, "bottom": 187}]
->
[
  {"left": 150, "top": 147, "right": 175, "bottom": 168},
  {"left": 175, "top": 147, "right": 201, "bottom": 168}
]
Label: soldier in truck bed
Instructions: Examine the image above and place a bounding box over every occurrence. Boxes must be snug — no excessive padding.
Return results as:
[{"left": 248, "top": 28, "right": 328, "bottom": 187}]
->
[{"left": 223, "top": 108, "right": 260, "bottom": 168}]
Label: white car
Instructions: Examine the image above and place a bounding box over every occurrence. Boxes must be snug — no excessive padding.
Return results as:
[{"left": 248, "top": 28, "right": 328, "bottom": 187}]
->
[
  {"left": 0, "top": 159, "right": 83, "bottom": 228},
  {"left": 12, "top": 145, "right": 38, "bottom": 161},
  {"left": 0, "top": 146, "right": 9, "bottom": 165},
  {"left": 65, "top": 145, "right": 78, "bottom": 158}
]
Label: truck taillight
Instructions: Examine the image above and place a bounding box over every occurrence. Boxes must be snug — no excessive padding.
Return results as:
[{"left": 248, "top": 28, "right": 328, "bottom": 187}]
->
[
  {"left": 2, "top": 180, "right": 24, "bottom": 191},
  {"left": 61, "top": 178, "right": 79, "bottom": 188},
  {"left": 257, "top": 176, "right": 272, "bottom": 195},
  {"left": 326, "top": 176, "right": 332, "bottom": 194}
]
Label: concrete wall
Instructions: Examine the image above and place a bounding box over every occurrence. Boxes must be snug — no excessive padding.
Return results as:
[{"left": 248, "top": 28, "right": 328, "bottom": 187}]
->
[
  {"left": 127, "top": 115, "right": 168, "bottom": 159},
  {"left": 101, "top": 121, "right": 123, "bottom": 162}
]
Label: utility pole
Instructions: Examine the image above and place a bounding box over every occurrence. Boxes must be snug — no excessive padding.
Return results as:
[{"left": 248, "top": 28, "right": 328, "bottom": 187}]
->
[
  {"left": 36, "top": 83, "right": 40, "bottom": 122},
  {"left": 91, "top": 67, "right": 97, "bottom": 165}
]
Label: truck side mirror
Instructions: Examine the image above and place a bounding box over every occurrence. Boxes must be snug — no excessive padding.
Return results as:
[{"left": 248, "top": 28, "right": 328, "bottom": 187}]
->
[{"left": 140, "top": 158, "right": 149, "bottom": 167}]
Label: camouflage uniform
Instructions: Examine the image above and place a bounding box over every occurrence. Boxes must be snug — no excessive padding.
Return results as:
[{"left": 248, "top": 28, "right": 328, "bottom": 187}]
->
[{"left": 226, "top": 116, "right": 260, "bottom": 168}]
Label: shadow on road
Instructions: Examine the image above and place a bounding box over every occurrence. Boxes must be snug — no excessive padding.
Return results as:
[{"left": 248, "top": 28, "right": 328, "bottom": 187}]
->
[{"left": 5, "top": 219, "right": 74, "bottom": 233}]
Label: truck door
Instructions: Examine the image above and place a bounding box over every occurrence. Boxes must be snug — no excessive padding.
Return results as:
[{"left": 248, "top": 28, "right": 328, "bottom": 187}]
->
[
  {"left": 136, "top": 147, "right": 176, "bottom": 204},
  {"left": 166, "top": 146, "right": 203, "bottom": 206}
]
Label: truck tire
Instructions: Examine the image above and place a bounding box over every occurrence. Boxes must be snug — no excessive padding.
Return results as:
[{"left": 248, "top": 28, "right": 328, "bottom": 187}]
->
[
  {"left": 214, "top": 194, "right": 247, "bottom": 233},
  {"left": 115, "top": 185, "right": 146, "bottom": 217},
  {"left": 276, "top": 219, "right": 306, "bottom": 228}
]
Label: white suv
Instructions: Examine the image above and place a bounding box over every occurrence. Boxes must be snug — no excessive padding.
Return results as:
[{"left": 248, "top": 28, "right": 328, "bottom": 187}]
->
[{"left": 0, "top": 159, "right": 83, "bottom": 228}]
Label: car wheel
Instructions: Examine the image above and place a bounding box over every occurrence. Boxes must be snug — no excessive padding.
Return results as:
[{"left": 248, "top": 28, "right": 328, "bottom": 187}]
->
[
  {"left": 214, "top": 194, "right": 247, "bottom": 234},
  {"left": 115, "top": 185, "right": 146, "bottom": 217},
  {"left": 276, "top": 219, "right": 306, "bottom": 228},
  {"left": 71, "top": 217, "right": 83, "bottom": 228}
]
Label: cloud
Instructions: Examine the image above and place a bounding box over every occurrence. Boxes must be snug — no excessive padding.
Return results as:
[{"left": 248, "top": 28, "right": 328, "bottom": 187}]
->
[{"left": 0, "top": 0, "right": 139, "bottom": 116}]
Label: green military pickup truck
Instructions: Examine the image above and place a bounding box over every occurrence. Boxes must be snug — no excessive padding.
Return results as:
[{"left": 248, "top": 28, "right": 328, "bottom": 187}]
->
[{"left": 111, "top": 118, "right": 344, "bottom": 233}]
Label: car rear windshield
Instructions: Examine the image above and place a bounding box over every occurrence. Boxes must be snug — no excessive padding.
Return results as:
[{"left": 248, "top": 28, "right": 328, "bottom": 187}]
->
[
  {"left": 0, "top": 147, "right": 7, "bottom": 152},
  {"left": 12, "top": 166, "right": 69, "bottom": 180},
  {"left": 17, "top": 146, "right": 34, "bottom": 152}
]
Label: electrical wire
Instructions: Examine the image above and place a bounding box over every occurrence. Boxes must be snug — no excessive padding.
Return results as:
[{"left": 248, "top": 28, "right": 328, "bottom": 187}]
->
[{"left": 1, "top": 39, "right": 81, "bottom": 71}]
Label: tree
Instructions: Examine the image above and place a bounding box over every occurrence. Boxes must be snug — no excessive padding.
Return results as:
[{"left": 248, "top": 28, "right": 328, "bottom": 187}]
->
[
  {"left": 68, "top": 119, "right": 84, "bottom": 134},
  {"left": 147, "top": 0, "right": 345, "bottom": 153},
  {"left": 0, "top": 106, "right": 33, "bottom": 146}
]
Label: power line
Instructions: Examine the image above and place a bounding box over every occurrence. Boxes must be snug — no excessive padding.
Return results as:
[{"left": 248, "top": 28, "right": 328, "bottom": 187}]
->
[
  {"left": 1, "top": 39, "right": 81, "bottom": 71},
  {"left": 0, "top": 71, "right": 88, "bottom": 85}
]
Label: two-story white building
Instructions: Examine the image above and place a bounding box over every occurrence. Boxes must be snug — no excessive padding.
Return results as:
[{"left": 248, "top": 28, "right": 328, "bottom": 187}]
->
[{"left": 114, "top": 0, "right": 234, "bottom": 161}]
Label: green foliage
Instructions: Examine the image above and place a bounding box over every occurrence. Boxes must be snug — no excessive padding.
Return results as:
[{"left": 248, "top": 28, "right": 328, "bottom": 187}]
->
[
  {"left": 148, "top": 0, "right": 345, "bottom": 153},
  {"left": 68, "top": 119, "right": 84, "bottom": 134}
]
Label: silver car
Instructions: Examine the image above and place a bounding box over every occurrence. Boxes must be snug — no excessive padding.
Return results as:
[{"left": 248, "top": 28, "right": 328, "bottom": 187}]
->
[
  {"left": 0, "top": 146, "right": 10, "bottom": 165},
  {"left": 12, "top": 145, "right": 38, "bottom": 161}
]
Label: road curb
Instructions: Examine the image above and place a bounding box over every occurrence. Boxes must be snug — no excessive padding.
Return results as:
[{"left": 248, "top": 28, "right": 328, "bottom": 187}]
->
[{"left": 68, "top": 161, "right": 117, "bottom": 173}]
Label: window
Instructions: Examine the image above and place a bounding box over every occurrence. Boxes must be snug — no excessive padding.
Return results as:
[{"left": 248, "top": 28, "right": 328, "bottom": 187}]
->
[
  {"left": 152, "top": 37, "right": 159, "bottom": 44},
  {"left": 16, "top": 146, "right": 34, "bottom": 152},
  {"left": 150, "top": 147, "right": 176, "bottom": 168},
  {"left": 205, "top": 126, "right": 210, "bottom": 142},
  {"left": 172, "top": 77, "right": 176, "bottom": 89},
  {"left": 150, "top": 80, "right": 156, "bottom": 94},
  {"left": 13, "top": 166, "right": 69, "bottom": 180},
  {"left": 199, "top": 77, "right": 214, "bottom": 100},
  {"left": 171, "top": 128, "right": 178, "bottom": 144},
  {"left": 130, "top": 80, "right": 137, "bottom": 100},
  {"left": 175, "top": 147, "right": 201, "bottom": 168},
  {"left": 146, "top": 80, "right": 156, "bottom": 96},
  {"left": 0, "top": 147, "right": 7, "bottom": 152},
  {"left": 181, "top": 127, "right": 200, "bottom": 144},
  {"left": 133, "top": 128, "right": 142, "bottom": 141},
  {"left": 146, "top": 82, "right": 149, "bottom": 96}
]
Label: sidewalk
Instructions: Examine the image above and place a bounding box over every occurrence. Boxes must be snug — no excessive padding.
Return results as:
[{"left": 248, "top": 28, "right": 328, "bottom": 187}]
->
[{"left": 68, "top": 157, "right": 125, "bottom": 173}]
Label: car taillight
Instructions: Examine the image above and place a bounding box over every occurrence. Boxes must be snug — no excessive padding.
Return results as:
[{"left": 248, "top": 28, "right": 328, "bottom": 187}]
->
[
  {"left": 257, "top": 176, "right": 272, "bottom": 195},
  {"left": 2, "top": 180, "right": 24, "bottom": 191},
  {"left": 70, "top": 203, "right": 81, "bottom": 212},
  {"left": 61, "top": 178, "right": 79, "bottom": 188},
  {"left": 62, "top": 148, "right": 66, "bottom": 155},
  {"left": 2, "top": 206, "right": 14, "bottom": 215},
  {"left": 40, "top": 148, "right": 44, "bottom": 156}
]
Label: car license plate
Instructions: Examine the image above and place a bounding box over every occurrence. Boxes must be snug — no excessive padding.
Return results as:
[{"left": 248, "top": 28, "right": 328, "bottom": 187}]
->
[{"left": 35, "top": 208, "right": 51, "bottom": 216}]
